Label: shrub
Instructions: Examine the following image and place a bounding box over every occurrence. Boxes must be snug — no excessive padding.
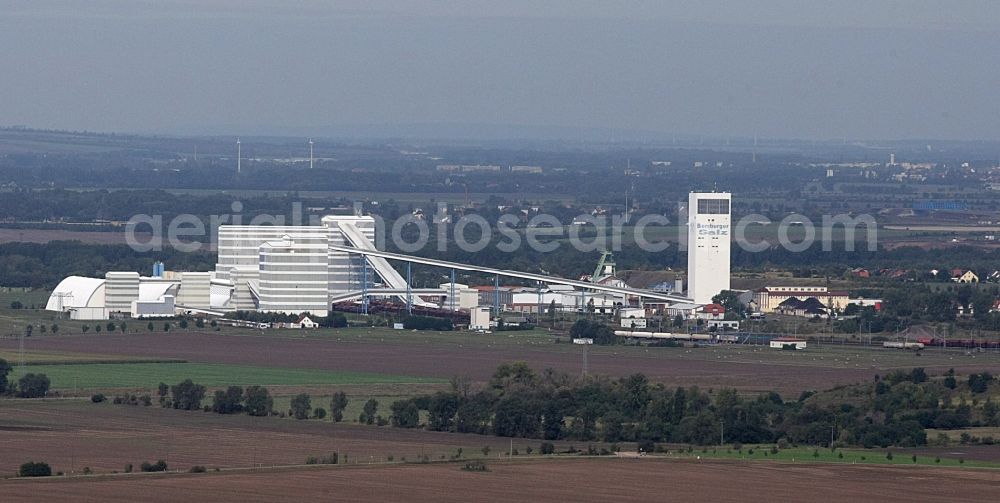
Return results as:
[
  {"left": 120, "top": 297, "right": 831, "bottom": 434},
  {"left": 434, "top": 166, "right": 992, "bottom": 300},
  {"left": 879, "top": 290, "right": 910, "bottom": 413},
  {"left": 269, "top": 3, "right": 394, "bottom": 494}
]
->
[
  {"left": 17, "top": 373, "right": 50, "bottom": 398},
  {"left": 314, "top": 407, "right": 327, "bottom": 419},
  {"left": 402, "top": 315, "right": 453, "bottom": 331},
  {"left": 19, "top": 461, "right": 52, "bottom": 477},
  {"left": 189, "top": 466, "right": 207, "bottom": 473},
  {"left": 330, "top": 391, "right": 348, "bottom": 422},
  {"left": 290, "top": 393, "right": 312, "bottom": 420},
  {"left": 211, "top": 386, "right": 244, "bottom": 414},
  {"left": 140, "top": 460, "right": 168, "bottom": 472},
  {"left": 886, "top": 452, "right": 893, "bottom": 461},
  {"left": 637, "top": 439, "right": 655, "bottom": 454},
  {"left": 170, "top": 379, "right": 206, "bottom": 410},
  {"left": 540, "top": 442, "right": 555, "bottom": 455},
  {"left": 306, "top": 453, "right": 338, "bottom": 465},
  {"left": 124, "top": 464, "right": 133, "bottom": 473},
  {"left": 462, "top": 460, "right": 489, "bottom": 472},
  {"left": 91, "top": 393, "right": 106, "bottom": 403},
  {"left": 244, "top": 386, "right": 273, "bottom": 417}
]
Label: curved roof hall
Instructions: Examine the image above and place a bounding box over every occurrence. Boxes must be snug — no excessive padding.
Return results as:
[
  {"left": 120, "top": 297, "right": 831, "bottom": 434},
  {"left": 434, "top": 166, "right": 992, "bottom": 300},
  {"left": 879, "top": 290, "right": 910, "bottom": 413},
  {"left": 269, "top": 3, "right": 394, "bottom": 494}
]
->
[{"left": 45, "top": 276, "right": 106, "bottom": 310}]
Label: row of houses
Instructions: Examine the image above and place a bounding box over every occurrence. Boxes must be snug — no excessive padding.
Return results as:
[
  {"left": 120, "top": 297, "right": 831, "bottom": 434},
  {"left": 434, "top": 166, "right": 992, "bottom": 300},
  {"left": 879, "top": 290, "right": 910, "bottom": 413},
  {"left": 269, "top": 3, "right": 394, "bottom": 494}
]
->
[{"left": 851, "top": 267, "right": 986, "bottom": 283}]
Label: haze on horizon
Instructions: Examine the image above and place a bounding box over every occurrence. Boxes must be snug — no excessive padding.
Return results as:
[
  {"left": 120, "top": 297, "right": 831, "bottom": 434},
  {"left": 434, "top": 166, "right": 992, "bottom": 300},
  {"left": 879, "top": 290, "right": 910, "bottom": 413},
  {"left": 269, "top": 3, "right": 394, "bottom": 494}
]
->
[{"left": 2, "top": 0, "right": 999, "bottom": 141}]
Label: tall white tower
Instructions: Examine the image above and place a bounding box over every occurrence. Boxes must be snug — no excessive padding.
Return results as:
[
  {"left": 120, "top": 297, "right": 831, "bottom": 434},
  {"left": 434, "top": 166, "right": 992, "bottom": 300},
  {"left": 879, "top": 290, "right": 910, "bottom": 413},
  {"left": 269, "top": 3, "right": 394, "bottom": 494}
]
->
[
  {"left": 236, "top": 138, "right": 242, "bottom": 174},
  {"left": 309, "top": 138, "right": 314, "bottom": 169},
  {"left": 687, "top": 191, "right": 731, "bottom": 304}
]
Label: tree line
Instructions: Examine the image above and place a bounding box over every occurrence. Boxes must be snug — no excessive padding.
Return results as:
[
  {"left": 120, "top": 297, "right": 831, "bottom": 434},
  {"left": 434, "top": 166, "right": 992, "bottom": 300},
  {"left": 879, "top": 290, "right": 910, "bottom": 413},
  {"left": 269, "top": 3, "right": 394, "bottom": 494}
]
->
[{"left": 379, "top": 363, "right": 996, "bottom": 449}]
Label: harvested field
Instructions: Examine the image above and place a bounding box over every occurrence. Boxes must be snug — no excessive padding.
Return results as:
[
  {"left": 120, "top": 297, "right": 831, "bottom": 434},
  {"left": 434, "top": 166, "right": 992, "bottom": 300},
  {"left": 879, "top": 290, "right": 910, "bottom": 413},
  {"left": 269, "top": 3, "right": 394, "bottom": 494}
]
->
[
  {"left": 2, "top": 458, "right": 998, "bottom": 503},
  {"left": 10, "top": 362, "right": 443, "bottom": 389},
  {"left": 0, "top": 228, "right": 150, "bottom": 245},
  {"left": 6, "top": 331, "right": 1000, "bottom": 395},
  {"left": 0, "top": 400, "right": 571, "bottom": 475}
]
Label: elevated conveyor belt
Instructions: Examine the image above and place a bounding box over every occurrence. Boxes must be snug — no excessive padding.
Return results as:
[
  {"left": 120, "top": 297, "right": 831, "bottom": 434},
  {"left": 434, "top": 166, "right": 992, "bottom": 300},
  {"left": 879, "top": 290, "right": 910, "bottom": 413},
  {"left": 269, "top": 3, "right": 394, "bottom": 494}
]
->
[
  {"left": 326, "top": 244, "right": 693, "bottom": 305},
  {"left": 338, "top": 222, "right": 436, "bottom": 307}
]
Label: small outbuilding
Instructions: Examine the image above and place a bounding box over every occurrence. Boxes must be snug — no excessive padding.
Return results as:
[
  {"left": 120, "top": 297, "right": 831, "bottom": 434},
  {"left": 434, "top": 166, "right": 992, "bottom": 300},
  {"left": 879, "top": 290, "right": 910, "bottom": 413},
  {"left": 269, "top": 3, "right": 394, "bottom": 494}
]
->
[{"left": 770, "top": 337, "right": 807, "bottom": 350}]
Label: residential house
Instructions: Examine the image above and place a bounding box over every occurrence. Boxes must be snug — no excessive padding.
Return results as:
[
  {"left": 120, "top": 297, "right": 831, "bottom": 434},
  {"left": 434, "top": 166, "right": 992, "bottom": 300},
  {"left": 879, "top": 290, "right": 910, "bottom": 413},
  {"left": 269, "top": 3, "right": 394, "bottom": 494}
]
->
[
  {"left": 951, "top": 269, "right": 979, "bottom": 283},
  {"left": 753, "top": 286, "right": 849, "bottom": 313}
]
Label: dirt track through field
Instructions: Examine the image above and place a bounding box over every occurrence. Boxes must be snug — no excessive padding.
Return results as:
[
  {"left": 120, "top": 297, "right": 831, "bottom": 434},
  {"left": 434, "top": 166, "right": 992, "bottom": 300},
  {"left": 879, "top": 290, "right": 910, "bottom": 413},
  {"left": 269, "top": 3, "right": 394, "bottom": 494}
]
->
[{"left": 2, "top": 458, "right": 998, "bottom": 503}]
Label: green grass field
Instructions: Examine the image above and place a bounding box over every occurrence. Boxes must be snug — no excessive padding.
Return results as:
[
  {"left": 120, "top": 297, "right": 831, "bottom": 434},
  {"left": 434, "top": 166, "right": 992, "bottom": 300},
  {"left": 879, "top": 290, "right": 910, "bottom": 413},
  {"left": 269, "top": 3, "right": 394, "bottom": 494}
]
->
[
  {"left": 657, "top": 445, "right": 1000, "bottom": 469},
  {"left": 12, "top": 362, "right": 444, "bottom": 390},
  {"left": 0, "top": 288, "right": 50, "bottom": 309}
]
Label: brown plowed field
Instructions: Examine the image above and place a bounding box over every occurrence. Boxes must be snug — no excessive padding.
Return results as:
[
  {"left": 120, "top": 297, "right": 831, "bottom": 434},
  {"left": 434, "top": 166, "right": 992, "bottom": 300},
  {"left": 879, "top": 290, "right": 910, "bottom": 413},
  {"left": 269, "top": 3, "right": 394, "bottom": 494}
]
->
[
  {"left": 0, "top": 331, "right": 970, "bottom": 396},
  {"left": 3, "top": 458, "right": 998, "bottom": 503},
  {"left": 0, "top": 228, "right": 151, "bottom": 245},
  {"left": 0, "top": 400, "right": 562, "bottom": 474}
]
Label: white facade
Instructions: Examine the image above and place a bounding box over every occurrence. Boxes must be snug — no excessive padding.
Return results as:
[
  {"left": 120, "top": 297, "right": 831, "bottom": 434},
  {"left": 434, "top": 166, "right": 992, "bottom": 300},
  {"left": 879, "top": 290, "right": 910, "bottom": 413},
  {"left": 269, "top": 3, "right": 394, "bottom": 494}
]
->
[
  {"left": 459, "top": 289, "right": 480, "bottom": 310},
  {"left": 216, "top": 225, "right": 329, "bottom": 281},
  {"left": 105, "top": 272, "right": 140, "bottom": 313},
  {"left": 176, "top": 272, "right": 212, "bottom": 308},
  {"left": 229, "top": 267, "right": 259, "bottom": 311},
  {"left": 46, "top": 276, "right": 106, "bottom": 311},
  {"left": 258, "top": 234, "right": 330, "bottom": 316},
  {"left": 215, "top": 217, "right": 385, "bottom": 315},
  {"left": 687, "top": 192, "right": 731, "bottom": 304},
  {"left": 132, "top": 295, "right": 176, "bottom": 318},
  {"left": 68, "top": 307, "right": 109, "bottom": 320},
  {"left": 470, "top": 306, "right": 491, "bottom": 330},
  {"left": 321, "top": 216, "right": 378, "bottom": 294}
]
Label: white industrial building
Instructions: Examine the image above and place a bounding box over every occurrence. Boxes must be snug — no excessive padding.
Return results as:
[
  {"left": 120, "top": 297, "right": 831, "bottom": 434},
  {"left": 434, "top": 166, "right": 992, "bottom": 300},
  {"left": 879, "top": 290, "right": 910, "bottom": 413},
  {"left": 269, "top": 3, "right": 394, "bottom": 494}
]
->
[
  {"left": 46, "top": 214, "right": 410, "bottom": 320},
  {"left": 46, "top": 208, "right": 701, "bottom": 321},
  {"left": 257, "top": 233, "right": 330, "bottom": 316},
  {"left": 132, "top": 295, "right": 175, "bottom": 318},
  {"left": 469, "top": 306, "right": 492, "bottom": 331},
  {"left": 105, "top": 272, "right": 140, "bottom": 312},
  {"left": 46, "top": 273, "right": 179, "bottom": 320},
  {"left": 175, "top": 272, "right": 211, "bottom": 309},
  {"left": 687, "top": 192, "right": 731, "bottom": 304}
]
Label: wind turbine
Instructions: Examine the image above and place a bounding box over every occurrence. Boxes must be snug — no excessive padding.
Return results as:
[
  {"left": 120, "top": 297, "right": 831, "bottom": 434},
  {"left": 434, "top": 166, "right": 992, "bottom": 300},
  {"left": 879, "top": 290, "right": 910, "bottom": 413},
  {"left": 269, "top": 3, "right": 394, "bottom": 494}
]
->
[
  {"left": 236, "top": 137, "right": 242, "bottom": 174},
  {"left": 309, "top": 138, "right": 314, "bottom": 169}
]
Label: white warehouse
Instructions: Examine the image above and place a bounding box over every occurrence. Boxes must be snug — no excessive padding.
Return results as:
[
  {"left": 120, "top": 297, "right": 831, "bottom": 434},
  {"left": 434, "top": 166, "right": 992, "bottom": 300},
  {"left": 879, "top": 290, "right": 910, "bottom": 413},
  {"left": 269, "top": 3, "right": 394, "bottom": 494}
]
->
[{"left": 46, "top": 214, "right": 407, "bottom": 320}]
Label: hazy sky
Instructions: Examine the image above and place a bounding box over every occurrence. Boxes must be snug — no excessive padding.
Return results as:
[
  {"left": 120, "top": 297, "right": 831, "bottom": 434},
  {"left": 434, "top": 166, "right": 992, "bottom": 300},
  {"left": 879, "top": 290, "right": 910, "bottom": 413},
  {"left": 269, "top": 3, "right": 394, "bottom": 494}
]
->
[{"left": 2, "top": 1, "right": 999, "bottom": 140}]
